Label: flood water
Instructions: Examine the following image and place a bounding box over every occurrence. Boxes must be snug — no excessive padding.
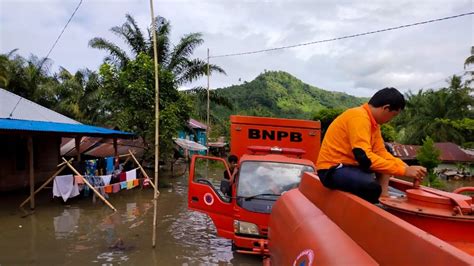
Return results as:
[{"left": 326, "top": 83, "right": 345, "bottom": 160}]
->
[{"left": 0, "top": 172, "right": 261, "bottom": 265}]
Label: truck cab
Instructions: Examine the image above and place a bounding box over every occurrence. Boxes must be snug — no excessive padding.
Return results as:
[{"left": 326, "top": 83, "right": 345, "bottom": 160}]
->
[{"left": 187, "top": 115, "right": 320, "bottom": 255}]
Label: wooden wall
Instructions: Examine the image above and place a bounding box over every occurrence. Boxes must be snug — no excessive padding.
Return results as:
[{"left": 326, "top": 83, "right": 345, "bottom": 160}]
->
[{"left": 0, "top": 135, "right": 60, "bottom": 191}]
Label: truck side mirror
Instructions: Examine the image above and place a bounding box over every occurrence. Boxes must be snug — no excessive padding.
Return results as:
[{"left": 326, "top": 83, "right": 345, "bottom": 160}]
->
[{"left": 220, "top": 179, "right": 232, "bottom": 197}]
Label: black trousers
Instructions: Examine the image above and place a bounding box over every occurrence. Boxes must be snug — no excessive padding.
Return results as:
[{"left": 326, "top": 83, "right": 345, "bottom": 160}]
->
[{"left": 318, "top": 165, "right": 382, "bottom": 203}]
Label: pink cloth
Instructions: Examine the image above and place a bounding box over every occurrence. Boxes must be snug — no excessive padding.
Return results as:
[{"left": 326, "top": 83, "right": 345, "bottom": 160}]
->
[{"left": 112, "top": 183, "right": 120, "bottom": 193}]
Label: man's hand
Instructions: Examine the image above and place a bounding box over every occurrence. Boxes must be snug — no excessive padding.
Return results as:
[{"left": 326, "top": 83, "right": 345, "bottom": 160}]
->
[{"left": 404, "top": 165, "right": 427, "bottom": 180}]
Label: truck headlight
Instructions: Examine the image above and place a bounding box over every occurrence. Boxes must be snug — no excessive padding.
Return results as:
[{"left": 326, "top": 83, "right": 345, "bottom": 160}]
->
[{"left": 234, "top": 220, "right": 259, "bottom": 236}]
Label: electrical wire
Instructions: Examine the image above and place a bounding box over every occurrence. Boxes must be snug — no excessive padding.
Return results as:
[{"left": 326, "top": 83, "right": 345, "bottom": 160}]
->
[
  {"left": 210, "top": 12, "right": 474, "bottom": 59},
  {"left": 44, "top": 0, "right": 83, "bottom": 60}
]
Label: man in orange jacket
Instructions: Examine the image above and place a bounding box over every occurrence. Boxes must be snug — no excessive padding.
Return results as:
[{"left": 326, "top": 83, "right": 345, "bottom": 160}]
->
[{"left": 316, "top": 87, "right": 427, "bottom": 203}]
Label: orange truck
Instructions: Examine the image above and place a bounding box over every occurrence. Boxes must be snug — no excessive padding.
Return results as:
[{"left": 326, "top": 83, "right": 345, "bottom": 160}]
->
[{"left": 187, "top": 115, "right": 320, "bottom": 255}]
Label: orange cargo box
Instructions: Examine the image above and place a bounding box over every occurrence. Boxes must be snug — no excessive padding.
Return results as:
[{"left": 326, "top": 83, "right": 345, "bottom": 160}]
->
[{"left": 230, "top": 115, "right": 321, "bottom": 165}]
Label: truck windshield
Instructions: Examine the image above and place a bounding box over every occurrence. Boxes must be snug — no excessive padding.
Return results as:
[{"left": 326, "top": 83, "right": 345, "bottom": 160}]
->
[{"left": 237, "top": 161, "right": 314, "bottom": 198}]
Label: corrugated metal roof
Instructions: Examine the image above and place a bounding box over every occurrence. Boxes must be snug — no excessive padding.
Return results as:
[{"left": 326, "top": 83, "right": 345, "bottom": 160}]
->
[
  {"left": 434, "top": 142, "right": 473, "bottom": 162},
  {"left": 83, "top": 138, "right": 144, "bottom": 157},
  {"left": 208, "top": 142, "right": 227, "bottom": 148},
  {"left": 0, "top": 88, "right": 80, "bottom": 124},
  {"left": 0, "top": 118, "right": 134, "bottom": 138},
  {"left": 390, "top": 143, "right": 419, "bottom": 160},
  {"left": 388, "top": 142, "right": 474, "bottom": 163},
  {"left": 61, "top": 137, "right": 144, "bottom": 157},
  {"left": 188, "top": 118, "right": 207, "bottom": 130},
  {"left": 61, "top": 137, "right": 103, "bottom": 156},
  {"left": 174, "top": 138, "right": 207, "bottom": 151}
]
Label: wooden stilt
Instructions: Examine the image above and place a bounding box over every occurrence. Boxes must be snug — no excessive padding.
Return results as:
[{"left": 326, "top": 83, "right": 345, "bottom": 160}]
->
[
  {"left": 19, "top": 158, "right": 74, "bottom": 208},
  {"left": 113, "top": 138, "right": 119, "bottom": 169},
  {"left": 62, "top": 157, "right": 117, "bottom": 212},
  {"left": 75, "top": 137, "right": 82, "bottom": 162},
  {"left": 128, "top": 150, "right": 157, "bottom": 190},
  {"left": 27, "top": 136, "right": 35, "bottom": 209}
]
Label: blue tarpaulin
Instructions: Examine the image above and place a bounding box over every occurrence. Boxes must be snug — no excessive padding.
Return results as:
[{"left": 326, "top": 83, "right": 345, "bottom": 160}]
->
[{"left": 0, "top": 118, "right": 134, "bottom": 138}]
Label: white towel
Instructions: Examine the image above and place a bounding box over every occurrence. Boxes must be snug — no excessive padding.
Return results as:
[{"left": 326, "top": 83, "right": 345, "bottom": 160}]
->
[
  {"left": 126, "top": 169, "right": 137, "bottom": 182},
  {"left": 53, "top": 174, "right": 80, "bottom": 202},
  {"left": 100, "top": 174, "right": 112, "bottom": 185}
]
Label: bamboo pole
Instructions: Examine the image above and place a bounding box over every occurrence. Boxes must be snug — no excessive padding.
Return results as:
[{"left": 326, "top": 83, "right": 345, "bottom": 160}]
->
[
  {"left": 206, "top": 48, "right": 210, "bottom": 156},
  {"left": 19, "top": 158, "right": 74, "bottom": 208},
  {"left": 122, "top": 154, "right": 132, "bottom": 166},
  {"left": 149, "top": 0, "right": 160, "bottom": 248},
  {"left": 62, "top": 157, "right": 117, "bottom": 212},
  {"left": 128, "top": 150, "right": 156, "bottom": 190}
]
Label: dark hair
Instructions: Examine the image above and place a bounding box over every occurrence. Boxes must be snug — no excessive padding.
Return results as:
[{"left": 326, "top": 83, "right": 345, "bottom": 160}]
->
[
  {"left": 368, "top": 87, "right": 405, "bottom": 111},
  {"left": 228, "top": 154, "right": 238, "bottom": 164}
]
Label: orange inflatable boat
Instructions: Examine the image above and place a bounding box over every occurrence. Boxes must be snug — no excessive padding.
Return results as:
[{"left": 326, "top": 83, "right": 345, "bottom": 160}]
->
[{"left": 265, "top": 173, "right": 473, "bottom": 265}]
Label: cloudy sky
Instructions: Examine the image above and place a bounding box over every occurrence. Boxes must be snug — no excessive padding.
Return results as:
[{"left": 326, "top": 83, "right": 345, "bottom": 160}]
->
[{"left": 1, "top": 0, "right": 472, "bottom": 97}]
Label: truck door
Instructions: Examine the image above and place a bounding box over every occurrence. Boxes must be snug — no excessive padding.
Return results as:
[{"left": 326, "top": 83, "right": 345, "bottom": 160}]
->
[{"left": 188, "top": 155, "right": 235, "bottom": 239}]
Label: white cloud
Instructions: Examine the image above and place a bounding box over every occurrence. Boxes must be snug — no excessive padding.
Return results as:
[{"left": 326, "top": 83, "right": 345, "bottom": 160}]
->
[{"left": 1, "top": 0, "right": 472, "bottom": 99}]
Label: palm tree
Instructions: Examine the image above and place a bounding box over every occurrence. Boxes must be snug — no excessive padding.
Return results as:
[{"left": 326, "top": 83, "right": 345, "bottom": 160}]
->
[
  {"left": 0, "top": 49, "right": 18, "bottom": 87},
  {"left": 89, "top": 14, "right": 225, "bottom": 85},
  {"left": 465, "top": 46, "right": 474, "bottom": 85},
  {"left": 1, "top": 51, "right": 57, "bottom": 108},
  {"left": 397, "top": 75, "right": 473, "bottom": 144},
  {"left": 184, "top": 86, "right": 233, "bottom": 123},
  {"left": 53, "top": 67, "right": 105, "bottom": 124}
]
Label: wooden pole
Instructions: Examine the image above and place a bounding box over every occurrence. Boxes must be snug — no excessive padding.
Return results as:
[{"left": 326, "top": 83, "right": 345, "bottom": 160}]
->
[
  {"left": 19, "top": 158, "right": 73, "bottom": 208},
  {"left": 62, "top": 157, "right": 117, "bottom": 212},
  {"left": 113, "top": 138, "right": 119, "bottom": 169},
  {"left": 27, "top": 136, "right": 35, "bottom": 209},
  {"left": 149, "top": 0, "right": 160, "bottom": 248},
  {"left": 122, "top": 154, "right": 132, "bottom": 166},
  {"left": 128, "top": 150, "right": 156, "bottom": 190},
  {"left": 75, "top": 136, "right": 81, "bottom": 162},
  {"left": 206, "top": 48, "right": 210, "bottom": 156}
]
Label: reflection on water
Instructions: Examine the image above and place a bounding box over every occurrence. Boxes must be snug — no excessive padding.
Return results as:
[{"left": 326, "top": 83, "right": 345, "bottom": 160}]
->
[
  {"left": 0, "top": 174, "right": 261, "bottom": 265},
  {"left": 53, "top": 208, "right": 81, "bottom": 239}
]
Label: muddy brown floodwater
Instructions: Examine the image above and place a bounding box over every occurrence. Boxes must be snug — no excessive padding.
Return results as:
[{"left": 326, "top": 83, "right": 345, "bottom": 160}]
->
[{"left": 0, "top": 173, "right": 261, "bottom": 265}]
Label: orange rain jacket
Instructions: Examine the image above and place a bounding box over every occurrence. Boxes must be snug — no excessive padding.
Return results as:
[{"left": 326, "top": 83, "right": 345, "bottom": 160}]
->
[{"left": 316, "top": 103, "right": 406, "bottom": 176}]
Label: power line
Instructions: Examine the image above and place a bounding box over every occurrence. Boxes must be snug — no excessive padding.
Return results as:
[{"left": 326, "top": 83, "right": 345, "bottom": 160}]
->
[
  {"left": 418, "top": 70, "right": 466, "bottom": 89},
  {"left": 210, "top": 12, "right": 474, "bottom": 59},
  {"left": 44, "top": 0, "right": 83, "bottom": 60}
]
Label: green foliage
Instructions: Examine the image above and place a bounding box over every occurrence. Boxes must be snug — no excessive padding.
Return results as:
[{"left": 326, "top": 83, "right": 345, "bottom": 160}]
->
[
  {"left": 381, "top": 124, "right": 397, "bottom": 142},
  {"left": 422, "top": 172, "right": 445, "bottom": 189},
  {"left": 89, "top": 14, "right": 225, "bottom": 85},
  {"left": 183, "top": 87, "right": 233, "bottom": 124},
  {"left": 416, "top": 136, "right": 441, "bottom": 170},
  {"left": 394, "top": 75, "right": 474, "bottom": 145},
  {"left": 214, "top": 71, "right": 365, "bottom": 121},
  {"left": 416, "top": 136, "right": 441, "bottom": 187},
  {"left": 312, "top": 108, "right": 344, "bottom": 137},
  {"left": 465, "top": 46, "right": 474, "bottom": 85},
  {"left": 99, "top": 53, "right": 192, "bottom": 160}
]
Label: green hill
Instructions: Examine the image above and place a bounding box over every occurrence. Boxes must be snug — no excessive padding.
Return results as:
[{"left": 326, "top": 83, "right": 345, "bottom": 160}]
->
[{"left": 213, "top": 70, "right": 366, "bottom": 120}]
